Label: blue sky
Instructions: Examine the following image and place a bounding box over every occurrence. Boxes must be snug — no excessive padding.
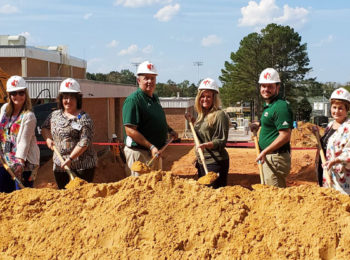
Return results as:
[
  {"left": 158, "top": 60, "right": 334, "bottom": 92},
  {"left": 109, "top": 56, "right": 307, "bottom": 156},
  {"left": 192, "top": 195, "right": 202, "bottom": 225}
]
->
[{"left": 1, "top": 0, "right": 350, "bottom": 85}]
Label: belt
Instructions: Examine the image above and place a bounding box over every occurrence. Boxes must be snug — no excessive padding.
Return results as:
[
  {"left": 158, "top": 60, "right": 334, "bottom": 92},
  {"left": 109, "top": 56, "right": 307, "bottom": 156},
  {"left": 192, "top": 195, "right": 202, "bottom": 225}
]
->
[{"left": 270, "top": 147, "right": 290, "bottom": 154}]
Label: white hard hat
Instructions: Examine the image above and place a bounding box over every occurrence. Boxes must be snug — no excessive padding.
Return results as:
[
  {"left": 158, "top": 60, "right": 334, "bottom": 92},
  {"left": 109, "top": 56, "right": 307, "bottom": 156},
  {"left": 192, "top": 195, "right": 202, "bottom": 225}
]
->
[
  {"left": 198, "top": 78, "right": 219, "bottom": 93},
  {"left": 112, "top": 134, "right": 117, "bottom": 139},
  {"left": 6, "top": 75, "right": 27, "bottom": 92},
  {"left": 137, "top": 61, "right": 158, "bottom": 75},
  {"left": 259, "top": 68, "right": 280, "bottom": 84},
  {"left": 330, "top": 88, "right": 350, "bottom": 103},
  {"left": 59, "top": 78, "right": 81, "bottom": 93}
]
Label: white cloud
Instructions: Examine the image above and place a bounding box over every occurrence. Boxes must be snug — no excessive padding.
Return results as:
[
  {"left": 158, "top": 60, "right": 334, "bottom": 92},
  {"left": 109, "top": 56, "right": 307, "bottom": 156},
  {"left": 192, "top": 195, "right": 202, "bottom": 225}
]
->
[
  {"left": 114, "top": 0, "right": 172, "bottom": 8},
  {"left": 142, "top": 44, "right": 153, "bottom": 54},
  {"left": 314, "top": 35, "right": 334, "bottom": 47},
  {"left": 201, "top": 34, "right": 222, "bottom": 47},
  {"left": 238, "top": 0, "right": 308, "bottom": 28},
  {"left": 106, "top": 40, "right": 119, "bottom": 48},
  {"left": 118, "top": 44, "right": 138, "bottom": 56},
  {"left": 154, "top": 4, "right": 180, "bottom": 22},
  {"left": 83, "top": 13, "right": 93, "bottom": 20},
  {"left": 0, "top": 4, "right": 19, "bottom": 14}
]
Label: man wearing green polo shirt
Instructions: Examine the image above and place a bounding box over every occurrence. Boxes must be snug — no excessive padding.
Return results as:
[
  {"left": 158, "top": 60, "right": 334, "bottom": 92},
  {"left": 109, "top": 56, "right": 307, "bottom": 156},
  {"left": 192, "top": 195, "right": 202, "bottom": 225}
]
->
[
  {"left": 122, "top": 61, "right": 178, "bottom": 176},
  {"left": 250, "top": 68, "right": 293, "bottom": 187}
]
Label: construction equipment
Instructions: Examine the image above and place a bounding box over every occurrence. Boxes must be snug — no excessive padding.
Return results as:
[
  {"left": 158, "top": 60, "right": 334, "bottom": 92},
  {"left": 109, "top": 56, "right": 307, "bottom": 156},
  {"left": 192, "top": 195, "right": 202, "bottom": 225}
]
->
[
  {"left": 252, "top": 129, "right": 265, "bottom": 185},
  {"left": 312, "top": 126, "right": 333, "bottom": 187},
  {"left": 188, "top": 120, "right": 218, "bottom": 185},
  {"left": 0, "top": 155, "right": 25, "bottom": 189},
  {"left": 52, "top": 146, "right": 76, "bottom": 181}
]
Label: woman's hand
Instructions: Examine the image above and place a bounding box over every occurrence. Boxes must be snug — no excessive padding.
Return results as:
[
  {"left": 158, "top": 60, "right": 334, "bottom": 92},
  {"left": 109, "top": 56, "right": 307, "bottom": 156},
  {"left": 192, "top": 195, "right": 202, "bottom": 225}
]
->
[
  {"left": 13, "top": 163, "right": 24, "bottom": 179},
  {"left": 184, "top": 112, "right": 195, "bottom": 124},
  {"left": 324, "top": 158, "right": 340, "bottom": 170},
  {"left": 46, "top": 138, "right": 55, "bottom": 150},
  {"left": 197, "top": 142, "right": 213, "bottom": 150},
  {"left": 61, "top": 157, "right": 72, "bottom": 169}
]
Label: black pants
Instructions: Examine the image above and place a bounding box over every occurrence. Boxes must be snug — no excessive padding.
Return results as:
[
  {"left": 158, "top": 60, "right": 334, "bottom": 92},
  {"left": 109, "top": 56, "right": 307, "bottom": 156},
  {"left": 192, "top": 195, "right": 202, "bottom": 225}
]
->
[
  {"left": 54, "top": 167, "right": 95, "bottom": 189},
  {"left": 195, "top": 159, "right": 229, "bottom": 189},
  {"left": 0, "top": 167, "right": 33, "bottom": 193}
]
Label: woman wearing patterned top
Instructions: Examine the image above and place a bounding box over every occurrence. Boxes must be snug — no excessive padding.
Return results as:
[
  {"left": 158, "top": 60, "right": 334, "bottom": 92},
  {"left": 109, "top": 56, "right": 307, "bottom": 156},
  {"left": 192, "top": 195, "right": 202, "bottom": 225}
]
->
[
  {"left": 185, "top": 78, "right": 230, "bottom": 189},
  {"left": 41, "top": 78, "right": 97, "bottom": 189},
  {"left": 0, "top": 76, "right": 40, "bottom": 192},
  {"left": 321, "top": 88, "right": 350, "bottom": 195}
]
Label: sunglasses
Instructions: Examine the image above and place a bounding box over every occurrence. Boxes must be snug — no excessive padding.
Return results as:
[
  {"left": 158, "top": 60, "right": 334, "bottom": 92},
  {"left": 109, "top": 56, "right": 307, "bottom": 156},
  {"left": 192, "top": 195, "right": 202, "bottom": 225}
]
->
[{"left": 10, "top": 91, "right": 26, "bottom": 96}]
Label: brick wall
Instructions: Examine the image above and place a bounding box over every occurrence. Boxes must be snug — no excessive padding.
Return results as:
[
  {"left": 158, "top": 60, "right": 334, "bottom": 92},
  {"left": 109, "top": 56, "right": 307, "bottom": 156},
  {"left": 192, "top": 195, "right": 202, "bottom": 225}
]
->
[
  {"left": 164, "top": 106, "right": 195, "bottom": 137},
  {"left": 27, "top": 58, "right": 49, "bottom": 77},
  {"left": 0, "top": 58, "right": 21, "bottom": 76},
  {"left": 83, "top": 98, "right": 108, "bottom": 152}
]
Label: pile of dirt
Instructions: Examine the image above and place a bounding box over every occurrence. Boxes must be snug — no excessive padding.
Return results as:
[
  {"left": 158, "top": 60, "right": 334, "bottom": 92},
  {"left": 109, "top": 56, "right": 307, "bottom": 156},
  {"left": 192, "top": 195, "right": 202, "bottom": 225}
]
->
[
  {"left": 0, "top": 171, "right": 349, "bottom": 259},
  {"left": 291, "top": 121, "right": 324, "bottom": 148}
]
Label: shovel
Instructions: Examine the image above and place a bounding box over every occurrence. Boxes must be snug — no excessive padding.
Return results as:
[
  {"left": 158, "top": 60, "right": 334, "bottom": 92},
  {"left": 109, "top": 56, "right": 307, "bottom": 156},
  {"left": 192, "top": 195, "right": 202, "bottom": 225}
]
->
[
  {"left": 0, "top": 155, "right": 25, "bottom": 189},
  {"left": 312, "top": 126, "right": 333, "bottom": 187},
  {"left": 52, "top": 146, "right": 76, "bottom": 181},
  {"left": 252, "top": 129, "right": 265, "bottom": 184},
  {"left": 188, "top": 121, "right": 218, "bottom": 185},
  {"left": 146, "top": 137, "right": 175, "bottom": 167}
]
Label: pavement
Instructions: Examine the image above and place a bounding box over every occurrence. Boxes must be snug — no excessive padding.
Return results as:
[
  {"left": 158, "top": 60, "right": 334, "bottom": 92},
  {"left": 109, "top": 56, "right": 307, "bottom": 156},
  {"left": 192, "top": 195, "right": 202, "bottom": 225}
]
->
[{"left": 228, "top": 127, "right": 252, "bottom": 142}]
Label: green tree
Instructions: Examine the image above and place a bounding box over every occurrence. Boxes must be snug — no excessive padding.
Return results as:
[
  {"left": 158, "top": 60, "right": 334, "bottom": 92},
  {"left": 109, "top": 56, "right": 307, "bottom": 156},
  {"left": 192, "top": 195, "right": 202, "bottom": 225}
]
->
[{"left": 220, "top": 23, "right": 311, "bottom": 117}]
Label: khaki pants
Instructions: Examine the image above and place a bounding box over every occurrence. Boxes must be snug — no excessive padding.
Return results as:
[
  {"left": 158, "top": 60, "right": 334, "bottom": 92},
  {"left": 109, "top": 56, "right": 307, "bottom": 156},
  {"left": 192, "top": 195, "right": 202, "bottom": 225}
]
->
[
  {"left": 262, "top": 152, "right": 291, "bottom": 188},
  {"left": 124, "top": 146, "right": 162, "bottom": 177}
]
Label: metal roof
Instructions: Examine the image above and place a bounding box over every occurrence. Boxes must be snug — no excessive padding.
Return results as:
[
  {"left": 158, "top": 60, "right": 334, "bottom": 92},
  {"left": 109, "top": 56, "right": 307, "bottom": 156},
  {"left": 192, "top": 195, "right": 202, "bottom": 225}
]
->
[
  {"left": 0, "top": 46, "right": 86, "bottom": 68},
  {"left": 25, "top": 77, "right": 137, "bottom": 99}
]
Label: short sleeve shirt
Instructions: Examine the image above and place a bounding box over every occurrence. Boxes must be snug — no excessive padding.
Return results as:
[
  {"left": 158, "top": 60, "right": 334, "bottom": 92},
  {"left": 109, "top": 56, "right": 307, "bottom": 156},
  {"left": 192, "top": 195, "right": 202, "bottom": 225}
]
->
[
  {"left": 259, "top": 98, "right": 293, "bottom": 151},
  {"left": 122, "top": 88, "right": 168, "bottom": 149},
  {"left": 41, "top": 110, "right": 97, "bottom": 172}
]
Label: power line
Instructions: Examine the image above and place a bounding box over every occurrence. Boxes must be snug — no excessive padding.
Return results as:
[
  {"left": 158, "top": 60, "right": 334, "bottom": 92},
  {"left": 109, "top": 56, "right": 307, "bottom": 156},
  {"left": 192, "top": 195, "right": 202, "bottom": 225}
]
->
[{"left": 193, "top": 61, "right": 203, "bottom": 84}]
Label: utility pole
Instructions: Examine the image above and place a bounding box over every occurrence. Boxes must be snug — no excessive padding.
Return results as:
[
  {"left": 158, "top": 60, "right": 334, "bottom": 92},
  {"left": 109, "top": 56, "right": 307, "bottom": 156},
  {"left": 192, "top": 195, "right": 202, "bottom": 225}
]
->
[
  {"left": 193, "top": 61, "right": 203, "bottom": 84},
  {"left": 131, "top": 62, "right": 140, "bottom": 86}
]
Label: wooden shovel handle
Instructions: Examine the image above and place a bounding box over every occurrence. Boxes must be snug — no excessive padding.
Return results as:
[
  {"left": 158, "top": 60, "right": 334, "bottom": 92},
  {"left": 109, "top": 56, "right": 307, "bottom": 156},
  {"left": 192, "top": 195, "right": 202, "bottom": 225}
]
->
[
  {"left": 146, "top": 137, "right": 175, "bottom": 167},
  {"left": 252, "top": 131, "right": 265, "bottom": 185},
  {"left": 189, "top": 121, "right": 209, "bottom": 175},
  {"left": 52, "top": 146, "right": 76, "bottom": 180},
  {"left": 0, "top": 156, "right": 25, "bottom": 189}
]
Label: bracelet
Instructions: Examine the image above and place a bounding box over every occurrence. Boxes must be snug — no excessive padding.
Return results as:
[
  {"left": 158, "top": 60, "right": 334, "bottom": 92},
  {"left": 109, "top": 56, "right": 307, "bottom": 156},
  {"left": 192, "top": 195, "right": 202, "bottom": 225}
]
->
[{"left": 149, "top": 145, "right": 155, "bottom": 150}]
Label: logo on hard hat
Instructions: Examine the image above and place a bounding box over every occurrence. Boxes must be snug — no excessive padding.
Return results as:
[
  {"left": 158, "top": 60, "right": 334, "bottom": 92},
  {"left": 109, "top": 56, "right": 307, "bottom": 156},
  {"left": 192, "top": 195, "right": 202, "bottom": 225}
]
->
[
  {"left": 202, "top": 79, "right": 211, "bottom": 85},
  {"left": 65, "top": 81, "right": 73, "bottom": 88},
  {"left": 264, "top": 73, "right": 271, "bottom": 80},
  {"left": 147, "top": 63, "right": 154, "bottom": 70},
  {"left": 11, "top": 80, "right": 18, "bottom": 87},
  {"left": 336, "top": 89, "right": 344, "bottom": 95}
]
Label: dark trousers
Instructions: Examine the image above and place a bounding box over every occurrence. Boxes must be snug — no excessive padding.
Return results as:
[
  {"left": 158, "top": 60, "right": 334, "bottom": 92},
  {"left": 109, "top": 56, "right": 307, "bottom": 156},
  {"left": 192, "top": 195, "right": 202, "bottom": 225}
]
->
[
  {"left": 0, "top": 167, "right": 33, "bottom": 193},
  {"left": 196, "top": 159, "right": 229, "bottom": 189},
  {"left": 54, "top": 167, "right": 95, "bottom": 189}
]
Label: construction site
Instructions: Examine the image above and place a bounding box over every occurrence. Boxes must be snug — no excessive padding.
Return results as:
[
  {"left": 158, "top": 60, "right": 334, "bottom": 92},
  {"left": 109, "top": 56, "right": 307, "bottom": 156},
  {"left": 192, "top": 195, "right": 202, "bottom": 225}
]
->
[
  {"left": 0, "top": 122, "right": 349, "bottom": 259},
  {"left": 0, "top": 35, "right": 350, "bottom": 259}
]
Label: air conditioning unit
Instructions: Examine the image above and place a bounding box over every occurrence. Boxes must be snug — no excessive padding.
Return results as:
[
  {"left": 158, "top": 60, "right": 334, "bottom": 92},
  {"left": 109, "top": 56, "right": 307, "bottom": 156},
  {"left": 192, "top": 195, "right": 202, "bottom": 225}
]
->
[{"left": 0, "top": 35, "right": 26, "bottom": 46}]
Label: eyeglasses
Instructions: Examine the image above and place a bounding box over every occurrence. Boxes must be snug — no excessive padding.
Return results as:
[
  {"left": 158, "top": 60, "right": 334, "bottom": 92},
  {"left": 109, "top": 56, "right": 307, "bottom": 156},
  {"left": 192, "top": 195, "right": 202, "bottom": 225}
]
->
[{"left": 10, "top": 91, "right": 26, "bottom": 96}]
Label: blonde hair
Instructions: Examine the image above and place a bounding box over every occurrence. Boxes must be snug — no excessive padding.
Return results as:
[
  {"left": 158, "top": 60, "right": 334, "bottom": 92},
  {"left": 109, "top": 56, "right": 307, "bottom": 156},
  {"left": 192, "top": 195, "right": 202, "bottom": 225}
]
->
[
  {"left": 194, "top": 89, "right": 222, "bottom": 126},
  {"left": 5, "top": 88, "right": 32, "bottom": 117}
]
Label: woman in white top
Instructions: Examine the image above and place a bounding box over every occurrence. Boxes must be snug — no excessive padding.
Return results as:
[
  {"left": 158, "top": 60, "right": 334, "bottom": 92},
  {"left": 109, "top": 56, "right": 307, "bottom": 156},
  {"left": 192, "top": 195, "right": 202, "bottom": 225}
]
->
[{"left": 0, "top": 76, "right": 40, "bottom": 192}]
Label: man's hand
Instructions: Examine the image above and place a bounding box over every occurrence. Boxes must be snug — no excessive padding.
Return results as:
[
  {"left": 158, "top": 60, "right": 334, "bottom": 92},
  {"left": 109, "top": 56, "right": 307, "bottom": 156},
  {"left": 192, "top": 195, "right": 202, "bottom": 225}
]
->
[
  {"left": 250, "top": 121, "right": 260, "bottom": 133},
  {"left": 150, "top": 146, "right": 159, "bottom": 158},
  {"left": 61, "top": 157, "right": 72, "bottom": 169},
  {"left": 46, "top": 138, "right": 55, "bottom": 150},
  {"left": 256, "top": 150, "right": 267, "bottom": 164}
]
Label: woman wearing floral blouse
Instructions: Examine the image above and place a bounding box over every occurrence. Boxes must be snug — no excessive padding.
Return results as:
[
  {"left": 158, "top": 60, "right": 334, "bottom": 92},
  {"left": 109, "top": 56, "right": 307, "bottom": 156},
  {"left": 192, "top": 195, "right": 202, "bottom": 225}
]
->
[
  {"left": 322, "top": 88, "right": 350, "bottom": 195},
  {"left": 0, "top": 76, "right": 40, "bottom": 192},
  {"left": 41, "top": 78, "right": 97, "bottom": 189}
]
